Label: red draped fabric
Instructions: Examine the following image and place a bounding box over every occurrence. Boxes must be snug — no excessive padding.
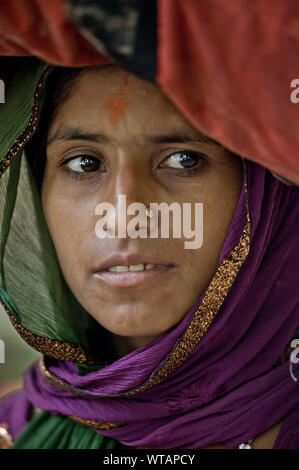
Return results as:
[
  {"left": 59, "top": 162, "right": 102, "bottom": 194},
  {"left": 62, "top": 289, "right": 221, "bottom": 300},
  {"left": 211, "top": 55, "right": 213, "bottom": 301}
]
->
[
  {"left": 0, "top": 0, "right": 298, "bottom": 184},
  {"left": 157, "top": 0, "right": 299, "bottom": 185},
  {"left": 0, "top": 0, "right": 105, "bottom": 65}
]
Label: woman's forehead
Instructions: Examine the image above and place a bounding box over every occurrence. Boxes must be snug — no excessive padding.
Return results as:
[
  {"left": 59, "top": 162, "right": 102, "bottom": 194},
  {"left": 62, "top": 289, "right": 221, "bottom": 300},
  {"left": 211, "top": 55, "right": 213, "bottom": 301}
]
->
[
  {"left": 47, "top": 66, "right": 197, "bottom": 141},
  {"left": 70, "top": 64, "right": 158, "bottom": 99}
]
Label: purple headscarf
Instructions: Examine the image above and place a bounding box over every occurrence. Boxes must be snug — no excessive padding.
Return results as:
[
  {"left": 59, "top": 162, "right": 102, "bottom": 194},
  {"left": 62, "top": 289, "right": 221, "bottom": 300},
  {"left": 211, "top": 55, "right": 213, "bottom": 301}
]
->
[{"left": 23, "top": 159, "right": 299, "bottom": 448}]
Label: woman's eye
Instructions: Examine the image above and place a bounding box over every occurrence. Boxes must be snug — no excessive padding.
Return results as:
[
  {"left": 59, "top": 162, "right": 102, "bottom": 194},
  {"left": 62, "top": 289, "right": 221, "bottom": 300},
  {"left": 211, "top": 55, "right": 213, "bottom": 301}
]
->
[
  {"left": 64, "top": 155, "right": 105, "bottom": 173},
  {"left": 161, "top": 151, "right": 205, "bottom": 170}
]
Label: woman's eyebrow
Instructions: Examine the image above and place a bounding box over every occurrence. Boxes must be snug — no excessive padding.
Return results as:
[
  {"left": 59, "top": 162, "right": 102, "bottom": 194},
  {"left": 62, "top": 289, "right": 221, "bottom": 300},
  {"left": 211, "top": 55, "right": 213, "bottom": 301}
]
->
[
  {"left": 47, "top": 126, "right": 218, "bottom": 146},
  {"left": 146, "top": 132, "right": 217, "bottom": 145},
  {"left": 47, "top": 127, "right": 109, "bottom": 146}
]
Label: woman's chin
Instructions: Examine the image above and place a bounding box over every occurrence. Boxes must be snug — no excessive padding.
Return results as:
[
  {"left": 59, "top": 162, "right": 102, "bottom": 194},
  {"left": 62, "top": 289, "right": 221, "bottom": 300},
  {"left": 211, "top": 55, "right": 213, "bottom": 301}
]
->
[{"left": 91, "top": 315, "right": 171, "bottom": 344}]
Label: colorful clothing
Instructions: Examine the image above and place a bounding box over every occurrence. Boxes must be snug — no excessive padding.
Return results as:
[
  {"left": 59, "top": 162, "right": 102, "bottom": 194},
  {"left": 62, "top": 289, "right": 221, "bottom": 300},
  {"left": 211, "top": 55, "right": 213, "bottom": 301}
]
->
[{"left": 0, "top": 9, "right": 298, "bottom": 448}]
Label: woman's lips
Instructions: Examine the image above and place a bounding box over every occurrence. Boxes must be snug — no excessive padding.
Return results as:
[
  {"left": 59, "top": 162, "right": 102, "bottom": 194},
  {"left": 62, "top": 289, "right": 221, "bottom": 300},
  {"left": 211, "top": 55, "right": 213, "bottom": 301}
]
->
[
  {"left": 93, "top": 265, "right": 177, "bottom": 287},
  {"left": 91, "top": 253, "right": 177, "bottom": 287}
]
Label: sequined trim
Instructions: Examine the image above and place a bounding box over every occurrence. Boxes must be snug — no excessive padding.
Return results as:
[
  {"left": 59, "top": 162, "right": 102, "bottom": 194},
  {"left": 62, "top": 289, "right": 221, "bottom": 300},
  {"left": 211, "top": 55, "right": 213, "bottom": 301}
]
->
[
  {"left": 2, "top": 304, "right": 99, "bottom": 365},
  {"left": 39, "top": 355, "right": 99, "bottom": 395},
  {"left": 39, "top": 357, "right": 128, "bottom": 430},
  {"left": 0, "top": 66, "right": 103, "bottom": 365},
  {"left": 0, "top": 423, "right": 13, "bottom": 449},
  {"left": 68, "top": 415, "right": 128, "bottom": 431},
  {"left": 123, "top": 220, "right": 250, "bottom": 395},
  {"left": 40, "top": 159, "right": 251, "bottom": 397},
  {"left": 0, "top": 69, "right": 48, "bottom": 176}
]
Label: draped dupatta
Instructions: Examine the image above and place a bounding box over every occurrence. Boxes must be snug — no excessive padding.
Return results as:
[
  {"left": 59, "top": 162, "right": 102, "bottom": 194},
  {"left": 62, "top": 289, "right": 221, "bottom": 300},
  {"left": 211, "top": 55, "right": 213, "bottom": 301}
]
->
[{"left": 0, "top": 58, "right": 298, "bottom": 449}]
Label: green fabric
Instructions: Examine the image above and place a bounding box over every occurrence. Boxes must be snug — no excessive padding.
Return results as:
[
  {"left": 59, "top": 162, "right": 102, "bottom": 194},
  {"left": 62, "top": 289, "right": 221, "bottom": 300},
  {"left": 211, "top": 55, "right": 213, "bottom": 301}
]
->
[
  {"left": 0, "top": 58, "right": 93, "bottom": 347},
  {"left": 77, "top": 363, "right": 106, "bottom": 376},
  {"left": 11, "top": 410, "right": 117, "bottom": 449},
  {"left": 0, "top": 57, "right": 115, "bottom": 448}
]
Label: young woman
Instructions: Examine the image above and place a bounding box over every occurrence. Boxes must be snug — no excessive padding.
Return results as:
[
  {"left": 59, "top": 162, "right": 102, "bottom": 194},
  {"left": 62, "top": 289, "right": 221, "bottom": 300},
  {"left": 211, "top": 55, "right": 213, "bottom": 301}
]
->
[{"left": 0, "top": 58, "right": 298, "bottom": 449}]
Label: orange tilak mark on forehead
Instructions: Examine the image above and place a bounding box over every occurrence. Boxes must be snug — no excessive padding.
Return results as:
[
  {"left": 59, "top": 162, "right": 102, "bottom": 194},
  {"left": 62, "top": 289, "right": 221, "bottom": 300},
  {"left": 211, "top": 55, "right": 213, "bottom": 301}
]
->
[
  {"left": 106, "top": 72, "right": 132, "bottom": 124},
  {"left": 106, "top": 96, "right": 127, "bottom": 123}
]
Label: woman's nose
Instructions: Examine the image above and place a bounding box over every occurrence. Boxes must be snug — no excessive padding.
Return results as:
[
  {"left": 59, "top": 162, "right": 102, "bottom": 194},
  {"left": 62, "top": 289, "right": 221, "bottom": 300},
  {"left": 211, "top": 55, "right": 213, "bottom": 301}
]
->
[
  {"left": 95, "top": 167, "right": 155, "bottom": 238},
  {"left": 112, "top": 166, "right": 146, "bottom": 207}
]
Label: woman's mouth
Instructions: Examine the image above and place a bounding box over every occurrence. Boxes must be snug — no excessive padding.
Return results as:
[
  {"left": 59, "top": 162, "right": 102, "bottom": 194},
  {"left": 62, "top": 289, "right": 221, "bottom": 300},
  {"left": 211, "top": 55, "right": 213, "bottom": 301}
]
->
[
  {"left": 107, "top": 263, "right": 155, "bottom": 272},
  {"left": 93, "top": 263, "right": 177, "bottom": 287}
]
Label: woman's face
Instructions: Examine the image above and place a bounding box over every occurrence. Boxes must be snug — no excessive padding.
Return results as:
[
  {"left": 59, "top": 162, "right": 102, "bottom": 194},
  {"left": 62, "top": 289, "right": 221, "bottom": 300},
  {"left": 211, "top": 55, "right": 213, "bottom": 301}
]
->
[{"left": 42, "top": 65, "right": 243, "bottom": 347}]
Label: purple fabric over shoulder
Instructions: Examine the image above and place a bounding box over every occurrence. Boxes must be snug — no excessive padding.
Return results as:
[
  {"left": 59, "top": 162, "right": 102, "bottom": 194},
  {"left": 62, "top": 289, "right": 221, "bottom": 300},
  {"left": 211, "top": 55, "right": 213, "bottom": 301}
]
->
[
  {"left": 0, "top": 390, "right": 31, "bottom": 439},
  {"left": 5, "top": 158, "right": 299, "bottom": 448}
]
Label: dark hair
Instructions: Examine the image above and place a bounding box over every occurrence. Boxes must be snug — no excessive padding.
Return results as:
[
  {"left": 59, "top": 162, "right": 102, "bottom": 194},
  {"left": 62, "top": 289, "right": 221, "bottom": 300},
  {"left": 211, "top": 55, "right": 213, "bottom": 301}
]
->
[{"left": 25, "top": 66, "right": 84, "bottom": 191}]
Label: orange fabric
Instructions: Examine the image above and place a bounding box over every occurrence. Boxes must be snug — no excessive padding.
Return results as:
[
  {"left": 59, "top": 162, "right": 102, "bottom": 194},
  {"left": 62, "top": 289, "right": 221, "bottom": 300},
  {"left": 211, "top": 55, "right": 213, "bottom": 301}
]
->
[{"left": 157, "top": 0, "right": 299, "bottom": 184}]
